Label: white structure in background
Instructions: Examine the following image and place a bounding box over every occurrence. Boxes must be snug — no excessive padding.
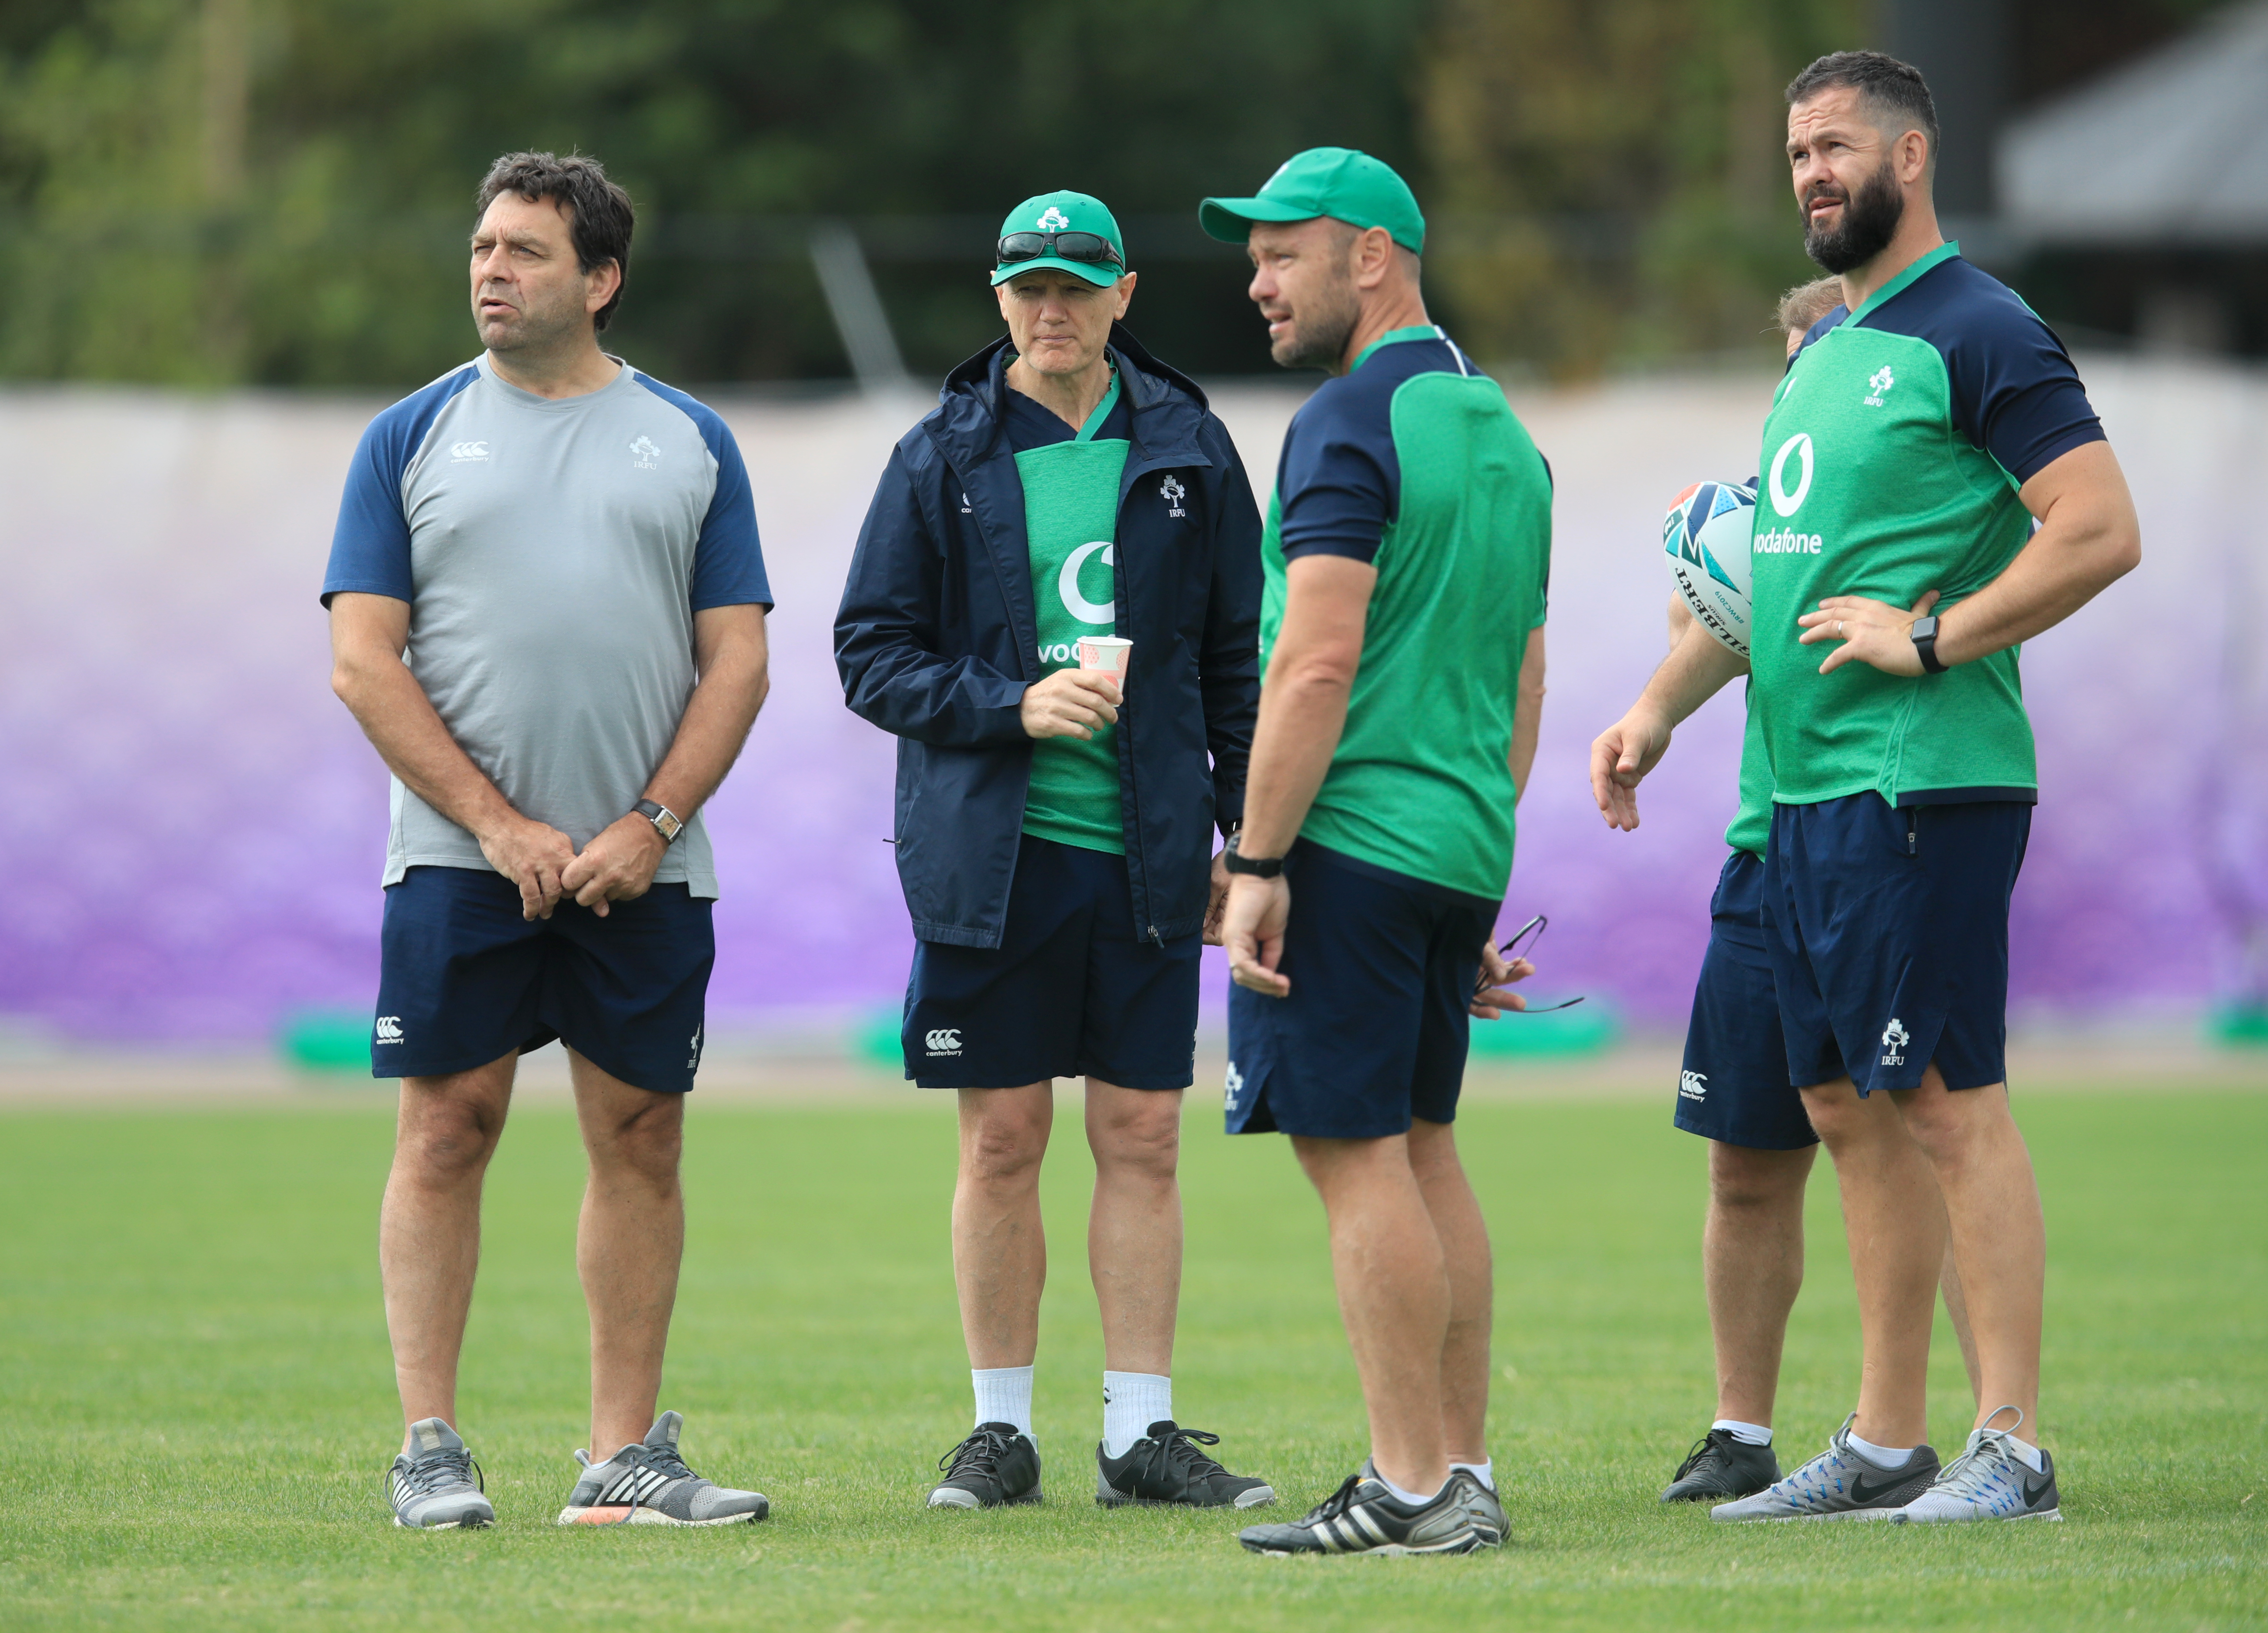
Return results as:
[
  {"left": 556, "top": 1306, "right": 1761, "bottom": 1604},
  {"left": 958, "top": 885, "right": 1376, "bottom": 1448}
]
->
[
  {"left": 806, "top": 221, "right": 913, "bottom": 395},
  {"left": 1997, "top": 0, "right": 2268, "bottom": 248}
]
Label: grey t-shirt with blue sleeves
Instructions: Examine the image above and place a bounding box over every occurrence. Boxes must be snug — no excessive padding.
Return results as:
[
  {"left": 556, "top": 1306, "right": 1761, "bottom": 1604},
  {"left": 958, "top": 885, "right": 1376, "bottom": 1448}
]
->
[{"left": 323, "top": 356, "right": 771, "bottom": 898}]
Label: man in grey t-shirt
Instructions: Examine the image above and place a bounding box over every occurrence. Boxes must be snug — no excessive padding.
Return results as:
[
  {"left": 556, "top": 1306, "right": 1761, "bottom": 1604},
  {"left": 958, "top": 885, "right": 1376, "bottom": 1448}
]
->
[{"left": 324, "top": 152, "right": 773, "bottom": 1531}]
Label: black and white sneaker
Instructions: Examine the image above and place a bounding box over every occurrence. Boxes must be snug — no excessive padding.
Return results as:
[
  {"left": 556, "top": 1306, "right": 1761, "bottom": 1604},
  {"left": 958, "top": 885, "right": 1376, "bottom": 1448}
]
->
[
  {"left": 1661, "top": 1427, "right": 1781, "bottom": 1502},
  {"left": 928, "top": 1422, "right": 1042, "bottom": 1509},
  {"left": 556, "top": 1410, "right": 769, "bottom": 1527},
  {"left": 1096, "top": 1420, "right": 1275, "bottom": 1509},
  {"left": 1461, "top": 1472, "right": 1509, "bottom": 1544},
  {"left": 387, "top": 1417, "right": 494, "bottom": 1529},
  {"left": 1238, "top": 1467, "right": 1496, "bottom": 1556}
]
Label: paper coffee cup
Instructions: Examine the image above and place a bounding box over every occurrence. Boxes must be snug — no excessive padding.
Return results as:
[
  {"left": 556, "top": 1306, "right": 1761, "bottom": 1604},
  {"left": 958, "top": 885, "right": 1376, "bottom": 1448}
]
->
[{"left": 1077, "top": 635, "right": 1131, "bottom": 690}]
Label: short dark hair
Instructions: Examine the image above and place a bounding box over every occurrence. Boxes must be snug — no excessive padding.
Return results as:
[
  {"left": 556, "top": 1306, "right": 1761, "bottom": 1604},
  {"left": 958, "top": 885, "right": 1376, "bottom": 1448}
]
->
[
  {"left": 474, "top": 151, "right": 635, "bottom": 332},
  {"left": 1785, "top": 51, "right": 1940, "bottom": 171}
]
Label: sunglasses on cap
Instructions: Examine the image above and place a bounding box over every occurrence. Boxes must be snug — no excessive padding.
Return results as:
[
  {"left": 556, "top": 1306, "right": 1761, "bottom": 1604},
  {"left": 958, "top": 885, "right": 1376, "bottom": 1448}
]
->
[{"left": 996, "top": 230, "right": 1123, "bottom": 269}]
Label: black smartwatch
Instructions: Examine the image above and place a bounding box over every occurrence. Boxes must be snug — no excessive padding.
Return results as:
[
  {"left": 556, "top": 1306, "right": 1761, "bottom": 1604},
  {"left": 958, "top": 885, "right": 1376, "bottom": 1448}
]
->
[
  {"left": 1222, "top": 832, "right": 1283, "bottom": 879},
  {"left": 633, "top": 798, "right": 684, "bottom": 844},
  {"left": 1910, "top": 615, "right": 1947, "bottom": 674}
]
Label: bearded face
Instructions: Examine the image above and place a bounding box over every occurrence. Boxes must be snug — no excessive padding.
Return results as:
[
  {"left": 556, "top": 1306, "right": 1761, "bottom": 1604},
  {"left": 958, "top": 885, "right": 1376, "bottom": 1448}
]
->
[{"left": 1801, "top": 154, "right": 1906, "bottom": 275}]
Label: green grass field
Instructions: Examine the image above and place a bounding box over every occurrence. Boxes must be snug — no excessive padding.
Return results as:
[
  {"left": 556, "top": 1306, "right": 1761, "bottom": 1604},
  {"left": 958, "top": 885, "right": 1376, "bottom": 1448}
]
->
[{"left": 1, "top": 1080, "right": 2262, "bottom": 1630}]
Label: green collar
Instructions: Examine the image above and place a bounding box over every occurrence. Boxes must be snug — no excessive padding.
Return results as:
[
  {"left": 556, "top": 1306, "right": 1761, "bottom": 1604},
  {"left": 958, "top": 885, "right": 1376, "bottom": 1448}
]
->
[
  {"left": 1350, "top": 324, "right": 1443, "bottom": 374},
  {"left": 1075, "top": 365, "right": 1122, "bottom": 442},
  {"left": 1846, "top": 240, "right": 1960, "bottom": 327}
]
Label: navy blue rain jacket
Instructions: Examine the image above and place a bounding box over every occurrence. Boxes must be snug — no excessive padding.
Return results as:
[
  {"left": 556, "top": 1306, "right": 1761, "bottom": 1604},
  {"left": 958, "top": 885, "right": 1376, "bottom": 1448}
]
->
[{"left": 835, "top": 326, "right": 1263, "bottom": 949}]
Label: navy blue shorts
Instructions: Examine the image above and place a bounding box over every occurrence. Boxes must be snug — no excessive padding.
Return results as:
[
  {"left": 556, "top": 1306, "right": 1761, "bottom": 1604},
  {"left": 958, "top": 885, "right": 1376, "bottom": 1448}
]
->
[
  {"left": 1764, "top": 795, "right": 2031, "bottom": 1097},
  {"left": 374, "top": 865, "right": 714, "bottom": 1093},
  {"left": 1676, "top": 851, "right": 1817, "bottom": 1151},
  {"left": 1225, "top": 841, "right": 1497, "bottom": 1140},
  {"left": 902, "top": 834, "right": 1199, "bottom": 1090}
]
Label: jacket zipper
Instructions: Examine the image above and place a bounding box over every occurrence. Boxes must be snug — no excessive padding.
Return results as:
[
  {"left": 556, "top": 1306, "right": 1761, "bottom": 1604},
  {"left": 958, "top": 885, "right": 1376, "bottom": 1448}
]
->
[{"left": 1906, "top": 807, "right": 1918, "bottom": 856}]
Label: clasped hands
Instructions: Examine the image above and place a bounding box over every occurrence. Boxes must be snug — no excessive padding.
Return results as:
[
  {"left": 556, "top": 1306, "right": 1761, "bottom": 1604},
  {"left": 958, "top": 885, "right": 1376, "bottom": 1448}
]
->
[{"left": 477, "top": 810, "right": 668, "bottom": 922}]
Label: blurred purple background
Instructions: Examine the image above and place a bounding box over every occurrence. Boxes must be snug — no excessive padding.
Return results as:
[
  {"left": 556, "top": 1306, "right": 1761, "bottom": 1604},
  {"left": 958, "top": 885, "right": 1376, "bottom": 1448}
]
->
[{"left": 1, "top": 361, "right": 2260, "bottom": 1046}]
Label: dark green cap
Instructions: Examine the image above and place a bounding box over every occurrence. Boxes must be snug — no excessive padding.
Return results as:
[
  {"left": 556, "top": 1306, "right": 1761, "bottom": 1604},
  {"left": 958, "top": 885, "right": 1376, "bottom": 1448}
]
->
[
  {"left": 1200, "top": 147, "right": 1426, "bottom": 255},
  {"left": 991, "top": 190, "right": 1127, "bottom": 288}
]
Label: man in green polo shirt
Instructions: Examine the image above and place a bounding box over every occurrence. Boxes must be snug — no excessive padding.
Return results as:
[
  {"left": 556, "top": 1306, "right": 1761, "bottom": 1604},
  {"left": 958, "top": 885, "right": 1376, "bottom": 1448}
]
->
[
  {"left": 1593, "top": 52, "right": 2140, "bottom": 1524},
  {"left": 1207, "top": 148, "right": 1552, "bottom": 1557}
]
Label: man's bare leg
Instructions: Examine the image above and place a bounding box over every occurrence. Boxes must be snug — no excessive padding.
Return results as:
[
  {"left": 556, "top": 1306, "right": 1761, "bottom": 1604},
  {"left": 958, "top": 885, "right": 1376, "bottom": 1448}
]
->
[
  {"left": 1084, "top": 1081, "right": 1180, "bottom": 1375},
  {"left": 1940, "top": 1242, "right": 1984, "bottom": 1410},
  {"left": 1406, "top": 1118, "right": 1491, "bottom": 1466},
  {"left": 1291, "top": 1132, "right": 1452, "bottom": 1497},
  {"left": 1705, "top": 1142, "right": 1816, "bottom": 1428},
  {"left": 953, "top": 1084, "right": 1053, "bottom": 1369},
  {"left": 1798, "top": 1079, "right": 1944, "bottom": 1449},
  {"left": 569, "top": 1050, "right": 686, "bottom": 1461},
  {"left": 1893, "top": 1072, "right": 2043, "bottom": 1433},
  {"left": 380, "top": 1052, "right": 517, "bottom": 1452}
]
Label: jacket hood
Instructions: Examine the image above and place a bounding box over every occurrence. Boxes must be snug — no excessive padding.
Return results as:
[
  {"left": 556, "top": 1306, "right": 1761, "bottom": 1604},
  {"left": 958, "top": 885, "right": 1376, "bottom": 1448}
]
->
[{"left": 928, "top": 323, "right": 1211, "bottom": 475}]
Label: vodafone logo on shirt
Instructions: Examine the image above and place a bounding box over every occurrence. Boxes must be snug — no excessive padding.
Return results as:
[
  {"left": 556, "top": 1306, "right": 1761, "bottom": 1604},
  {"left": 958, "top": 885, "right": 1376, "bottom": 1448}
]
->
[{"left": 1768, "top": 432, "right": 1815, "bottom": 516}]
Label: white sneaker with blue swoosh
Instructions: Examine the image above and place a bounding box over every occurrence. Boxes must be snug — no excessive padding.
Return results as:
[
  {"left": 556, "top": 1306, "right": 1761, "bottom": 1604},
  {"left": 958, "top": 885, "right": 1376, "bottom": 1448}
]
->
[
  {"left": 1710, "top": 1415, "right": 1939, "bottom": 1521},
  {"left": 1894, "top": 1406, "right": 2062, "bottom": 1523}
]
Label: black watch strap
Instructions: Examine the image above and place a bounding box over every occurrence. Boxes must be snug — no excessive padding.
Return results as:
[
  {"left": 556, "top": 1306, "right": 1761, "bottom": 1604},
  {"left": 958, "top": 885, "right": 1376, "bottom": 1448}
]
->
[
  {"left": 1911, "top": 615, "right": 1947, "bottom": 675},
  {"left": 1223, "top": 834, "right": 1283, "bottom": 879},
  {"left": 634, "top": 798, "right": 684, "bottom": 844}
]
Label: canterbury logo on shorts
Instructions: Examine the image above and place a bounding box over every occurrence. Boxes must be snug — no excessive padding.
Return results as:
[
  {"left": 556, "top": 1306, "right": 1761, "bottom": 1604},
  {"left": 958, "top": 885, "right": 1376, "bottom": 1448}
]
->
[{"left": 924, "top": 1028, "right": 962, "bottom": 1056}]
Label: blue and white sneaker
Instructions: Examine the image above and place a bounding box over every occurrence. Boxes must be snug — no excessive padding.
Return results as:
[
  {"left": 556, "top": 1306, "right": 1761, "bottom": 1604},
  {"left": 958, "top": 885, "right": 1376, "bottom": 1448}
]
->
[
  {"left": 1710, "top": 1415, "right": 1939, "bottom": 1522},
  {"left": 1894, "top": 1406, "right": 2062, "bottom": 1523},
  {"left": 387, "top": 1418, "right": 494, "bottom": 1529}
]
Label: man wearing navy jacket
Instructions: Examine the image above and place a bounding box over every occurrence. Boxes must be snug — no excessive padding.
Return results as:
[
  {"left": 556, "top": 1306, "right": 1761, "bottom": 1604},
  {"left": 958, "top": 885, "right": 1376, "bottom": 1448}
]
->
[{"left": 836, "top": 191, "right": 1273, "bottom": 1514}]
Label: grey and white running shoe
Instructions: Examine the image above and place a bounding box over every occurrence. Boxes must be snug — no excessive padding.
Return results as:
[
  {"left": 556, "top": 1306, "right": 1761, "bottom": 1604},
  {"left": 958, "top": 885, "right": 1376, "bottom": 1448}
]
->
[
  {"left": 557, "top": 1410, "right": 770, "bottom": 1527},
  {"left": 387, "top": 1418, "right": 494, "bottom": 1529},
  {"left": 1710, "top": 1415, "right": 1939, "bottom": 1522},
  {"left": 1238, "top": 1466, "right": 1498, "bottom": 1556},
  {"left": 1894, "top": 1406, "right": 2062, "bottom": 1524},
  {"left": 1459, "top": 1470, "right": 1509, "bottom": 1546}
]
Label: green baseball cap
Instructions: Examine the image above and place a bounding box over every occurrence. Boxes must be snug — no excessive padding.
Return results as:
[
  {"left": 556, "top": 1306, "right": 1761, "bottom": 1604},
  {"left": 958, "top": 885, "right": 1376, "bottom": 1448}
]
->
[
  {"left": 990, "top": 190, "right": 1128, "bottom": 288},
  {"left": 1199, "top": 147, "right": 1427, "bottom": 256}
]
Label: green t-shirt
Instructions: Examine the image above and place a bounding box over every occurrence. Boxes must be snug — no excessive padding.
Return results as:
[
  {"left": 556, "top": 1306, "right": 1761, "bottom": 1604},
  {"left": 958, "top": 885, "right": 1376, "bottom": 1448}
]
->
[
  {"left": 1260, "top": 328, "right": 1553, "bottom": 900},
  {"left": 1726, "top": 687, "right": 1771, "bottom": 858},
  {"left": 1015, "top": 372, "right": 1129, "bottom": 854},
  {"left": 1749, "top": 242, "right": 2096, "bottom": 807}
]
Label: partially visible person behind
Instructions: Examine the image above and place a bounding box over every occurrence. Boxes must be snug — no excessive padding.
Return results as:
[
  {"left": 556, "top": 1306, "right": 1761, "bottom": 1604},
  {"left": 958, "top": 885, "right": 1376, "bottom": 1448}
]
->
[
  {"left": 325, "top": 151, "right": 774, "bottom": 1530},
  {"left": 1645, "top": 275, "right": 1980, "bottom": 1510},
  {"left": 1205, "top": 148, "right": 1551, "bottom": 1558},
  {"left": 1595, "top": 52, "right": 2139, "bottom": 1525},
  {"left": 836, "top": 191, "right": 1273, "bottom": 1514}
]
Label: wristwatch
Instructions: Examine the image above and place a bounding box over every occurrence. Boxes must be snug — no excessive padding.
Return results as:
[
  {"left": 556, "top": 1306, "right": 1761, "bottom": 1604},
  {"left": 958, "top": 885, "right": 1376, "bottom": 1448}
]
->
[
  {"left": 1222, "top": 831, "right": 1283, "bottom": 879},
  {"left": 1909, "top": 615, "right": 1947, "bottom": 674},
  {"left": 633, "top": 798, "right": 684, "bottom": 844}
]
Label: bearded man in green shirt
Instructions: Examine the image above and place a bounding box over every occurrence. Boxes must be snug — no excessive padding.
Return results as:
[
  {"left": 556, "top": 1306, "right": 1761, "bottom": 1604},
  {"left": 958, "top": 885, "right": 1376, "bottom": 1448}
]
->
[{"left": 1595, "top": 52, "right": 2139, "bottom": 1524}]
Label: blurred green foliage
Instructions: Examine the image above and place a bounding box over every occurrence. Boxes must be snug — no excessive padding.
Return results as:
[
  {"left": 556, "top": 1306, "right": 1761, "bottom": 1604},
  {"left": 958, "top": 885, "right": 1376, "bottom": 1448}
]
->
[{"left": 1, "top": 0, "right": 2214, "bottom": 386}]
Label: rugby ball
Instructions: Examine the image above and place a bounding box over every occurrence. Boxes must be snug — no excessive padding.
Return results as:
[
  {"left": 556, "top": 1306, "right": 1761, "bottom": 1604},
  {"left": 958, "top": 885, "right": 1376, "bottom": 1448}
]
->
[{"left": 1663, "top": 479, "right": 1756, "bottom": 656}]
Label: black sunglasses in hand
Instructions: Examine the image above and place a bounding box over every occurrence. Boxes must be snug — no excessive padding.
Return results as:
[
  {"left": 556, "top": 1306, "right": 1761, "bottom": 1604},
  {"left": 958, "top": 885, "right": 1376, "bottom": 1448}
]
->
[
  {"left": 996, "top": 230, "right": 1123, "bottom": 268},
  {"left": 1475, "top": 912, "right": 1586, "bottom": 1012}
]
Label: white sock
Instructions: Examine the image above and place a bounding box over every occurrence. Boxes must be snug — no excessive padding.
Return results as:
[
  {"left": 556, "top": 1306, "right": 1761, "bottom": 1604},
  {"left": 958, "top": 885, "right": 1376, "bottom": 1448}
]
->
[
  {"left": 1451, "top": 1459, "right": 1495, "bottom": 1492},
  {"left": 1380, "top": 1473, "right": 1446, "bottom": 1506},
  {"left": 1102, "top": 1370, "right": 1172, "bottom": 1459},
  {"left": 2006, "top": 1434, "right": 2045, "bottom": 1472},
  {"left": 971, "top": 1366, "right": 1034, "bottom": 1439},
  {"left": 1713, "top": 1419, "right": 1773, "bottom": 1447},
  {"left": 1847, "top": 1430, "right": 1916, "bottom": 1469}
]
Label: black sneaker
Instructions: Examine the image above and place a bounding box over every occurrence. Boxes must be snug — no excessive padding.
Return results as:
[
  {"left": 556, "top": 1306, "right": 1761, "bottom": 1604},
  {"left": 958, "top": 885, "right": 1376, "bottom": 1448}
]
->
[
  {"left": 1238, "top": 1468, "right": 1495, "bottom": 1556},
  {"left": 1096, "top": 1421, "right": 1275, "bottom": 1509},
  {"left": 1661, "top": 1427, "right": 1781, "bottom": 1502},
  {"left": 927, "top": 1422, "right": 1042, "bottom": 1509}
]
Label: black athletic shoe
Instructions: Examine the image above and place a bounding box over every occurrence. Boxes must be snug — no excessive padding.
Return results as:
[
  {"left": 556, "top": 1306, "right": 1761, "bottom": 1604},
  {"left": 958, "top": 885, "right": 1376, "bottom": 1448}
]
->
[
  {"left": 1096, "top": 1420, "right": 1275, "bottom": 1509},
  {"left": 1461, "top": 1472, "right": 1509, "bottom": 1544},
  {"left": 1238, "top": 1468, "right": 1495, "bottom": 1556},
  {"left": 927, "top": 1422, "right": 1042, "bottom": 1509},
  {"left": 1661, "top": 1427, "right": 1781, "bottom": 1502}
]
